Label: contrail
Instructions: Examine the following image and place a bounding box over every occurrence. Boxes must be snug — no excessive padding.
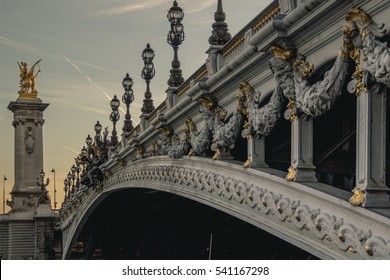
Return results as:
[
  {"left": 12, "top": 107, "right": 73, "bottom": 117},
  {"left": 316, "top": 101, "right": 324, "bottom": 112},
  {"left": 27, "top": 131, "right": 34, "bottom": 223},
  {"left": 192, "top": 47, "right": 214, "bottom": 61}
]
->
[
  {"left": 8, "top": 0, "right": 137, "bottom": 124},
  {"left": 61, "top": 54, "right": 127, "bottom": 115},
  {"left": 6, "top": 0, "right": 43, "bottom": 36},
  {"left": 63, "top": 145, "right": 80, "bottom": 155}
]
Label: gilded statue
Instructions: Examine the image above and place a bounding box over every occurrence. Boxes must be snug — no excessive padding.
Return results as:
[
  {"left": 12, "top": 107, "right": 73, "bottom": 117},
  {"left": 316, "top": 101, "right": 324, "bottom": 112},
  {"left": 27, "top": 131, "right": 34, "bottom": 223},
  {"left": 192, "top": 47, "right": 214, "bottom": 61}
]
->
[{"left": 17, "top": 59, "right": 42, "bottom": 96}]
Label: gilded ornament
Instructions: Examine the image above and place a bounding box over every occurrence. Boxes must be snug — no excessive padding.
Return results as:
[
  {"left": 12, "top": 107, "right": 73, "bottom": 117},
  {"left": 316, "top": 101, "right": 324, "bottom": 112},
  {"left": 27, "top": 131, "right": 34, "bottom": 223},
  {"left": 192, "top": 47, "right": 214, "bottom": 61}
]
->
[
  {"left": 212, "top": 148, "right": 220, "bottom": 160},
  {"left": 159, "top": 127, "right": 173, "bottom": 137},
  {"left": 286, "top": 99, "right": 298, "bottom": 122},
  {"left": 285, "top": 166, "right": 297, "bottom": 181},
  {"left": 198, "top": 98, "right": 215, "bottom": 110},
  {"left": 349, "top": 188, "right": 365, "bottom": 206},
  {"left": 364, "top": 244, "right": 373, "bottom": 256},
  {"left": 343, "top": 8, "right": 373, "bottom": 41},
  {"left": 242, "top": 158, "right": 252, "bottom": 169},
  {"left": 270, "top": 46, "right": 293, "bottom": 61},
  {"left": 17, "top": 59, "right": 42, "bottom": 97},
  {"left": 292, "top": 56, "right": 314, "bottom": 78},
  {"left": 338, "top": 231, "right": 345, "bottom": 242}
]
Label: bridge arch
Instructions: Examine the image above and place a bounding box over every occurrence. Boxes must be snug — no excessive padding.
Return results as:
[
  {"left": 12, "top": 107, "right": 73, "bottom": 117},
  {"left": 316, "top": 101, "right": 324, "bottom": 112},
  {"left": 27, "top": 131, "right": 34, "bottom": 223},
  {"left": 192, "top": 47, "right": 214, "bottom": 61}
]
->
[{"left": 61, "top": 156, "right": 390, "bottom": 259}]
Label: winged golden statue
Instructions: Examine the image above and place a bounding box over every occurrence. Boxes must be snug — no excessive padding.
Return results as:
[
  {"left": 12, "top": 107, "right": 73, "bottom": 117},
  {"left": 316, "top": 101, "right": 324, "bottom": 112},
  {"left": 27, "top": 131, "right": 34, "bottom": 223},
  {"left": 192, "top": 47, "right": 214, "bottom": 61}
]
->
[{"left": 17, "top": 59, "right": 42, "bottom": 96}]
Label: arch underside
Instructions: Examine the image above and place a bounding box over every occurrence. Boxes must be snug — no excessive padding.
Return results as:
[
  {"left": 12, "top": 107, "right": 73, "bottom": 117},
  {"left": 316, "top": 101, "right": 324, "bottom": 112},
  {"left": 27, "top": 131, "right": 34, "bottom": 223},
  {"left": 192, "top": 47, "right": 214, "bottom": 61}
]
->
[{"left": 62, "top": 156, "right": 390, "bottom": 260}]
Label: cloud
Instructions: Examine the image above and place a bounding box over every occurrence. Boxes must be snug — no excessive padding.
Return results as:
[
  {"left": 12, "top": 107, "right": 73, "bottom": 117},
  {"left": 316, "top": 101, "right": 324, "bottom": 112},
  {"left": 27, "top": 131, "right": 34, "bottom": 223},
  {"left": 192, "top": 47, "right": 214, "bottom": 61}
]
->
[
  {"left": 96, "top": 0, "right": 170, "bottom": 16},
  {"left": 95, "top": 0, "right": 215, "bottom": 16},
  {"left": 0, "top": 36, "right": 37, "bottom": 52},
  {"left": 184, "top": 0, "right": 215, "bottom": 14}
]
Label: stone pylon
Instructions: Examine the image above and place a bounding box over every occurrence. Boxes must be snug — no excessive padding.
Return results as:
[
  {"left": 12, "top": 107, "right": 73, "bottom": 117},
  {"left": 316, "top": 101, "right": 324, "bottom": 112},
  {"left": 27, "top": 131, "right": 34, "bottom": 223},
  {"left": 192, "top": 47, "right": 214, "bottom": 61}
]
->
[
  {"left": 0, "top": 61, "right": 56, "bottom": 260},
  {"left": 7, "top": 97, "right": 49, "bottom": 212}
]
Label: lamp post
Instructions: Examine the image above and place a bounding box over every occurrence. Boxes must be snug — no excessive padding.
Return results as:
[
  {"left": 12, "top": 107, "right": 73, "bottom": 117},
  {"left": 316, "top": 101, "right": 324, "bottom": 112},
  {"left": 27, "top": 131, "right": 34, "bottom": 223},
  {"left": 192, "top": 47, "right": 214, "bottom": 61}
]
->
[
  {"left": 86, "top": 134, "right": 93, "bottom": 147},
  {"left": 2, "top": 175, "right": 7, "bottom": 214},
  {"left": 122, "top": 73, "right": 134, "bottom": 133},
  {"left": 76, "top": 164, "right": 81, "bottom": 189},
  {"left": 51, "top": 168, "right": 57, "bottom": 210},
  {"left": 66, "top": 172, "right": 72, "bottom": 199},
  {"left": 63, "top": 178, "right": 69, "bottom": 203},
  {"left": 36, "top": 170, "right": 50, "bottom": 205},
  {"left": 110, "top": 95, "right": 120, "bottom": 146},
  {"left": 94, "top": 121, "right": 102, "bottom": 144},
  {"left": 167, "top": 0, "right": 185, "bottom": 87},
  {"left": 141, "top": 44, "right": 155, "bottom": 114},
  {"left": 70, "top": 164, "right": 76, "bottom": 194}
]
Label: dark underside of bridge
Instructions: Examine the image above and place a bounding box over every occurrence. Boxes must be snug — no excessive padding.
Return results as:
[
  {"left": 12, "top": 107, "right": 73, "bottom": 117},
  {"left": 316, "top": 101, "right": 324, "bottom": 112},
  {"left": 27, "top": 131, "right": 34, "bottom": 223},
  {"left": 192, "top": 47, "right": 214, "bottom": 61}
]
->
[{"left": 69, "top": 188, "right": 317, "bottom": 260}]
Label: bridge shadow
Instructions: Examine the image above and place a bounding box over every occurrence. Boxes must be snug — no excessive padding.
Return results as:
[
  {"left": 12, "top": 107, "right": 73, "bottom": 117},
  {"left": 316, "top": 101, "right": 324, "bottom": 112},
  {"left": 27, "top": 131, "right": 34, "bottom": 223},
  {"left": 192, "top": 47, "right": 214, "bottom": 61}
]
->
[{"left": 69, "top": 188, "right": 317, "bottom": 260}]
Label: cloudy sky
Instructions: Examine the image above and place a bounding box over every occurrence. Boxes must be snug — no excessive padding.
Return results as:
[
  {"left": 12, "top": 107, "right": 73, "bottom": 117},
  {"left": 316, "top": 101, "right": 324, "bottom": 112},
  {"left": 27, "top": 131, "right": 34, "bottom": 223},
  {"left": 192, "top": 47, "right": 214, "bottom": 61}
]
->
[{"left": 0, "top": 0, "right": 273, "bottom": 210}]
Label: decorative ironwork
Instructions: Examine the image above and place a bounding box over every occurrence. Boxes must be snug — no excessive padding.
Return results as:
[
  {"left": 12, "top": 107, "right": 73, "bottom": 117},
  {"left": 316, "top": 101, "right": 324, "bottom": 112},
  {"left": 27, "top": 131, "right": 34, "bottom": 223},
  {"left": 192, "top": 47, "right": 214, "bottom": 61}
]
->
[
  {"left": 141, "top": 44, "right": 155, "bottom": 114},
  {"left": 36, "top": 169, "right": 50, "bottom": 205},
  {"left": 121, "top": 74, "right": 134, "bottom": 133},
  {"left": 167, "top": 1, "right": 185, "bottom": 87},
  {"left": 109, "top": 95, "right": 120, "bottom": 146}
]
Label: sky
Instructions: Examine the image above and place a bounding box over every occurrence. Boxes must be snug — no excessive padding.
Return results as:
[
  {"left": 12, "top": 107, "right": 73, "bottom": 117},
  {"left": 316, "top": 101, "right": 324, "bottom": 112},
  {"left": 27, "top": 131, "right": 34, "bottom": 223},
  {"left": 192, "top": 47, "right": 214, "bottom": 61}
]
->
[{"left": 0, "top": 0, "right": 273, "bottom": 211}]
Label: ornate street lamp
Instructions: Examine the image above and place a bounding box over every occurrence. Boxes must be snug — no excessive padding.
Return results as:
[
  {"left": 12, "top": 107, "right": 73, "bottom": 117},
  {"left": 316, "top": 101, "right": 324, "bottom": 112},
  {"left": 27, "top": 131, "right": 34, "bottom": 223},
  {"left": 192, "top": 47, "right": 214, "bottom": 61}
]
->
[
  {"left": 75, "top": 164, "right": 81, "bottom": 189},
  {"left": 86, "top": 134, "right": 93, "bottom": 147},
  {"left": 70, "top": 164, "right": 76, "bottom": 193},
  {"left": 66, "top": 172, "right": 72, "bottom": 199},
  {"left": 141, "top": 44, "right": 155, "bottom": 114},
  {"left": 122, "top": 73, "right": 134, "bottom": 133},
  {"left": 2, "top": 175, "right": 7, "bottom": 214},
  {"left": 110, "top": 95, "right": 120, "bottom": 146},
  {"left": 81, "top": 146, "right": 88, "bottom": 156},
  {"left": 94, "top": 121, "right": 102, "bottom": 143},
  {"left": 167, "top": 1, "right": 185, "bottom": 87},
  {"left": 51, "top": 168, "right": 57, "bottom": 210},
  {"left": 36, "top": 170, "right": 50, "bottom": 205},
  {"left": 63, "top": 178, "right": 69, "bottom": 202}
]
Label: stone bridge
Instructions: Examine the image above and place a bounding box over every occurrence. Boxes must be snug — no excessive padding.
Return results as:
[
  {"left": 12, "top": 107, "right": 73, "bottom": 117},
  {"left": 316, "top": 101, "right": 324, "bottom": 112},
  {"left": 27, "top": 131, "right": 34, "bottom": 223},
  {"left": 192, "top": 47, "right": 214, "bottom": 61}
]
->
[{"left": 58, "top": 0, "right": 390, "bottom": 259}]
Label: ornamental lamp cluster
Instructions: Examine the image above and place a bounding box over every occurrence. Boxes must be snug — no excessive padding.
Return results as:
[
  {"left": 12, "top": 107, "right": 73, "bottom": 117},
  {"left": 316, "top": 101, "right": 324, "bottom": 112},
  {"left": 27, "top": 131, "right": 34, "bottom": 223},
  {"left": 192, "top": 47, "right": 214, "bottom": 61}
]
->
[{"left": 60, "top": 1, "right": 189, "bottom": 207}]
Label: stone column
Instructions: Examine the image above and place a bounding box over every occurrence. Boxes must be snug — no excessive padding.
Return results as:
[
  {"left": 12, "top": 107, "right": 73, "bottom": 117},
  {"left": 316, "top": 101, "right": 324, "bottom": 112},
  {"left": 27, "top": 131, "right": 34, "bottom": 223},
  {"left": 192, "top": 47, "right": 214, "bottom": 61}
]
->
[
  {"left": 355, "top": 85, "right": 390, "bottom": 207},
  {"left": 288, "top": 117, "right": 317, "bottom": 182},
  {"left": 246, "top": 136, "right": 268, "bottom": 168},
  {"left": 7, "top": 96, "right": 49, "bottom": 212}
]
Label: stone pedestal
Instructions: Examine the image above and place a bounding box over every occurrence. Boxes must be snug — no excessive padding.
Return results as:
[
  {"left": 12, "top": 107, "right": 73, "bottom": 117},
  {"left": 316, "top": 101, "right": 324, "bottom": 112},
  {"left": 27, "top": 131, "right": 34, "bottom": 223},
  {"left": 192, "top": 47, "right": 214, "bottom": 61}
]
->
[
  {"left": 246, "top": 136, "right": 268, "bottom": 168},
  {"left": 289, "top": 118, "right": 317, "bottom": 182}
]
